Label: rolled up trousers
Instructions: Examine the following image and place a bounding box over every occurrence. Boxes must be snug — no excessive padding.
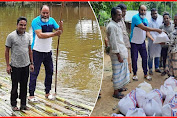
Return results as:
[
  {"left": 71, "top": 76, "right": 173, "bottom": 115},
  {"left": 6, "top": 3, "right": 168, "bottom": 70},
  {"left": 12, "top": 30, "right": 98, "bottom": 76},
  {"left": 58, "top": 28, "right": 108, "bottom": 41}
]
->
[{"left": 29, "top": 50, "right": 53, "bottom": 96}]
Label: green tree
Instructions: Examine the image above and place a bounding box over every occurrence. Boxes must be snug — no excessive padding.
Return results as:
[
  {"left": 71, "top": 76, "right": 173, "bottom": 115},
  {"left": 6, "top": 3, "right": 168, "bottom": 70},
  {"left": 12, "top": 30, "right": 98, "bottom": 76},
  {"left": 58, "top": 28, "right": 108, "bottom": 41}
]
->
[
  {"left": 90, "top": 2, "right": 141, "bottom": 26},
  {"left": 142, "top": 2, "right": 177, "bottom": 18}
]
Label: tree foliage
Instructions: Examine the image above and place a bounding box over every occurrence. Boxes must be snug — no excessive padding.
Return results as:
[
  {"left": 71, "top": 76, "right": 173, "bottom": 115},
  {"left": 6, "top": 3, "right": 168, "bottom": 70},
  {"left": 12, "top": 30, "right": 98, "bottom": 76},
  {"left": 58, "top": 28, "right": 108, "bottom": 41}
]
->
[
  {"left": 90, "top": 2, "right": 177, "bottom": 26},
  {"left": 142, "top": 2, "right": 177, "bottom": 18}
]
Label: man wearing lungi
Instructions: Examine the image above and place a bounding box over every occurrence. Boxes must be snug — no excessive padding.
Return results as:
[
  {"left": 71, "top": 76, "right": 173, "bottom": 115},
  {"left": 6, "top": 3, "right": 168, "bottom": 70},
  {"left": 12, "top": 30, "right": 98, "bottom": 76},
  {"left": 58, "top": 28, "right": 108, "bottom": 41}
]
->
[
  {"left": 130, "top": 5, "right": 162, "bottom": 81},
  {"left": 117, "top": 3, "right": 132, "bottom": 73},
  {"left": 147, "top": 8, "right": 162, "bottom": 75},
  {"left": 106, "top": 7, "right": 130, "bottom": 99}
]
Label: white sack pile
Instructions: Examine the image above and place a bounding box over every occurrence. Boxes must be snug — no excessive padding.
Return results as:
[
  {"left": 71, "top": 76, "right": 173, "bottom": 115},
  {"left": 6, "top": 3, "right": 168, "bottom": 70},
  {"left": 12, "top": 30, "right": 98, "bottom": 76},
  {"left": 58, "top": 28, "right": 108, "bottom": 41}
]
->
[{"left": 115, "top": 77, "right": 177, "bottom": 116}]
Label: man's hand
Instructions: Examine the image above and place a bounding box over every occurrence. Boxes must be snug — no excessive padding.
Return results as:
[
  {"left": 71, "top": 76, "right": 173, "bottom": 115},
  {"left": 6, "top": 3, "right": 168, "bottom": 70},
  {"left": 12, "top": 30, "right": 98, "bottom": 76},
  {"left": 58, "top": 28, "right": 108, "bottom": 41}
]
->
[
  {"left": 117, "top": 54, "right": 123, "bottom": 63},
  {"left": 118, "top": 56, "right": 123, "bottom": 63},
  {"left": 6, "top": 65, "right": 11, "bottom": 74},
  {"left": 58, "top": 21, "right": 63, "bottom": 27},
  {"left": 30, "top": 64, "right": 34, "bottom": 72},
  {"left": 54, "top": 30, "right": 62, "bottom": 36},
  {"left": 157, "top": 29, "right": 162, "bottom": 34},
  {"left": 159, "top": 42, "right": 165, "bottom": 45}
]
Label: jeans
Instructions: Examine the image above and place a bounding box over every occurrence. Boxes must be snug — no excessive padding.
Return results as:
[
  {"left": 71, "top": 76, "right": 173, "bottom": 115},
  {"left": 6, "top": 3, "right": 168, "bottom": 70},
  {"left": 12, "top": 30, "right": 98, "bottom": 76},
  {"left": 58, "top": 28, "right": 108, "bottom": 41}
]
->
[{"left": 148, "top": 57, "right": 160, "bottom": 70}]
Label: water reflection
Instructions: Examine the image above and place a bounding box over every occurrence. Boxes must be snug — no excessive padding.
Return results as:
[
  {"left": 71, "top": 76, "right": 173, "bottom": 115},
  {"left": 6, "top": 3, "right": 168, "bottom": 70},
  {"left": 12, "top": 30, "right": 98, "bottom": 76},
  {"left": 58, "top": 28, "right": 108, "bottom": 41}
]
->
[
  {"left": 0, "top": 2, "right": 103, "bottom": 111},
  {"left": 76, "top": 20, "right": 98, "bottom": 39}
]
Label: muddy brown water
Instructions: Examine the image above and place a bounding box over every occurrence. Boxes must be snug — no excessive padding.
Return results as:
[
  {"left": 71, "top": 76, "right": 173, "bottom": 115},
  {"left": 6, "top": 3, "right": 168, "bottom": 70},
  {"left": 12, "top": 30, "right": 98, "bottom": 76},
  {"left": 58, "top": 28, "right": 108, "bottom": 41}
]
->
[{"left": 0, "top": 2, "right": 103, "bottom": 111}]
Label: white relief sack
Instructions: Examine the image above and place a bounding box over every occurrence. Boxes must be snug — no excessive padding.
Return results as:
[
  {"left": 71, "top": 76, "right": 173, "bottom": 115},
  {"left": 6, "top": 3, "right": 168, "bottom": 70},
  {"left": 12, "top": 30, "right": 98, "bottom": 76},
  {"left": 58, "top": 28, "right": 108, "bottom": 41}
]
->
[
  {"left": 160, "top": 85, "right": 174, "bottom": 99},
  {"left": 142, "top": 99, "right": 162, "bottom": 116},
  {"left": 118, "top": 93, "right": 136, "bottom": 115},
  {"left": 146, "top": 89, "right": 163, "bottom": 108},
  {"left": 129, "top": 89, "right": 136, "bottom": 102},
  {"left": 153, "top": 32, "right": 170, "bottom": 44},
  {"left": 111, "top": 113, "right": 124, "bottom": 117},
  {"left": 135, "top": 88, "right": 146, "bottom": 108},
  {"left": 162, "top": 103, "right": 177, "bottom": 116},
  {"left": 137, "top": 81, "right": 152, "bottom": 93},
  {"left": 164, "top": 76, "right": 177, "bottom": 89},
  {"left": 164, "top": 93, "right": 177, "bottom": 106},
  {"left": 174, "top": 87, "right": 177, "bottom": 92},
  {"left": 126, "top": 108, "right": 146, "bottom": 116}
]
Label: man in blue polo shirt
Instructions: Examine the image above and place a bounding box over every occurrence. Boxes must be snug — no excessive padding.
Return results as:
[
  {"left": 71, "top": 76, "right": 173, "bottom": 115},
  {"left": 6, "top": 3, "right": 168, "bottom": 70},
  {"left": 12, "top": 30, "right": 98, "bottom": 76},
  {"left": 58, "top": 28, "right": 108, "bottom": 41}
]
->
[
  {"left": 130, "top": 5, "right": 162, "bottom": 81},
  {"left": 28, "top": 5, "right": 63, "bottom": 102}
]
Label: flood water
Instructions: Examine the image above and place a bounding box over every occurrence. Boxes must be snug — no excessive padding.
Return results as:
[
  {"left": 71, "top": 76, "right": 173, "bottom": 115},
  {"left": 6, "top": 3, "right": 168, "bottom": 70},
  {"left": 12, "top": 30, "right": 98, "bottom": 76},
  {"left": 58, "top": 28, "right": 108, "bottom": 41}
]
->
[{"left": 0, "top": 2, "right": 103, "bottom": 113}]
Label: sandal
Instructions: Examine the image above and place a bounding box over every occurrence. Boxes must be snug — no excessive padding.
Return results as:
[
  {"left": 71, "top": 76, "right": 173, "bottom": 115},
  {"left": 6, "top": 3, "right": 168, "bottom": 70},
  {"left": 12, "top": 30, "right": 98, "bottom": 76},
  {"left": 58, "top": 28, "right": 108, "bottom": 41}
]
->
[
  {"left": 149, "top": 70, "right": 153, "bottom": 75},
  {"left": 12, "top": 106, "right": 19, "bottom": 111},
  {"left": 113, "top": 92, "right": 124, "bottom": 99},
  {"left": 155, "top": 69, "right": 162, "bottom": 73},
  {"left": 144, "top": 75, "right": 152, "bottom": 81},
  {"left": 132, "top": 75, "right": 138, "bottom": 81},
  {"left": 28, "top": 96, "right": 39, "bottom": 102},
  {"left": 20, "top": 106, "right": 29, "bottom": 111},
  {"left": 45, "top": 94, "right": 55, "bottom": 100},
  {"left": 161, "top": 71, "right": 166, "bottom": 76},
  {"left": 118, "top": 87, "right": 128, "bottom": 92}
]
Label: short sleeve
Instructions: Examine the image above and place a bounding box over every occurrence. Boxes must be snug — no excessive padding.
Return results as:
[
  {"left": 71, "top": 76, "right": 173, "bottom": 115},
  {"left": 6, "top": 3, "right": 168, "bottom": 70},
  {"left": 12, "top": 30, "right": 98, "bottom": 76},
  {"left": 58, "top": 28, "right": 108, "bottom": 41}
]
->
[
  {"left": 159, "top": 25, "right": 163, "bottom": 29},
  {"left": 52, "top": 18, "right": 59, "bottom": 29},
  {"left": 5, "top": 34, "right": 12, "bottom": 48},
  {"left": 132, "top": 15, "right": 142, "bottom": 26},
  {"left": 31, "top": 18, "right": 42, "bottom": 31}
]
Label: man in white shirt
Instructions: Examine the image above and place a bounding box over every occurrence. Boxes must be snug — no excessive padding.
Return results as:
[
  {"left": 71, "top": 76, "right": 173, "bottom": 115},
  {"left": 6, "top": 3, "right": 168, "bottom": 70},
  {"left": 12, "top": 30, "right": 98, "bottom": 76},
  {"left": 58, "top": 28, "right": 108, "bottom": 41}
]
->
[
  {"left": 147, "top": 8, "right": 162, "bottom": 75},
  {"left": 106, "top": 7, "right": 130, "bottom": 99}
]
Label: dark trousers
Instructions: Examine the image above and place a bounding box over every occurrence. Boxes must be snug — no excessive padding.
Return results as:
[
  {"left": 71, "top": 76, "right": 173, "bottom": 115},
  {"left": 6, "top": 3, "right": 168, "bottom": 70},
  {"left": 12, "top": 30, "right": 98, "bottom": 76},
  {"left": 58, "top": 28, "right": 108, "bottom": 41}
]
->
[
  {"left": 11, "top": 65, "right": 29, "bottom": 107},
  {"left": 160, "top": 47, "right": 168, "bottom": 69},
  {"left": 29, "top": 50, "right": 53, "bottom": 96},
  {"left": 131, "top": 41, "right": 148, "bottom": 75}
]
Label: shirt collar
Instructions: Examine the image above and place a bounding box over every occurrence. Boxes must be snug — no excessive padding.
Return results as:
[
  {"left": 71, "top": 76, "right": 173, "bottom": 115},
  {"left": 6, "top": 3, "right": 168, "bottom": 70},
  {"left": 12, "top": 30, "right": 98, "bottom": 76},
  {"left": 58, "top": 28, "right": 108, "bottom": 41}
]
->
[
  {"left": 111, "top": 20, "right": 120, "bottom": 26},
  {"left": 138, "top": 13, "right": 144, "bottom": 20},
  {"left": 164, "top": 22, "right": 172, "bottom": 27}
]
